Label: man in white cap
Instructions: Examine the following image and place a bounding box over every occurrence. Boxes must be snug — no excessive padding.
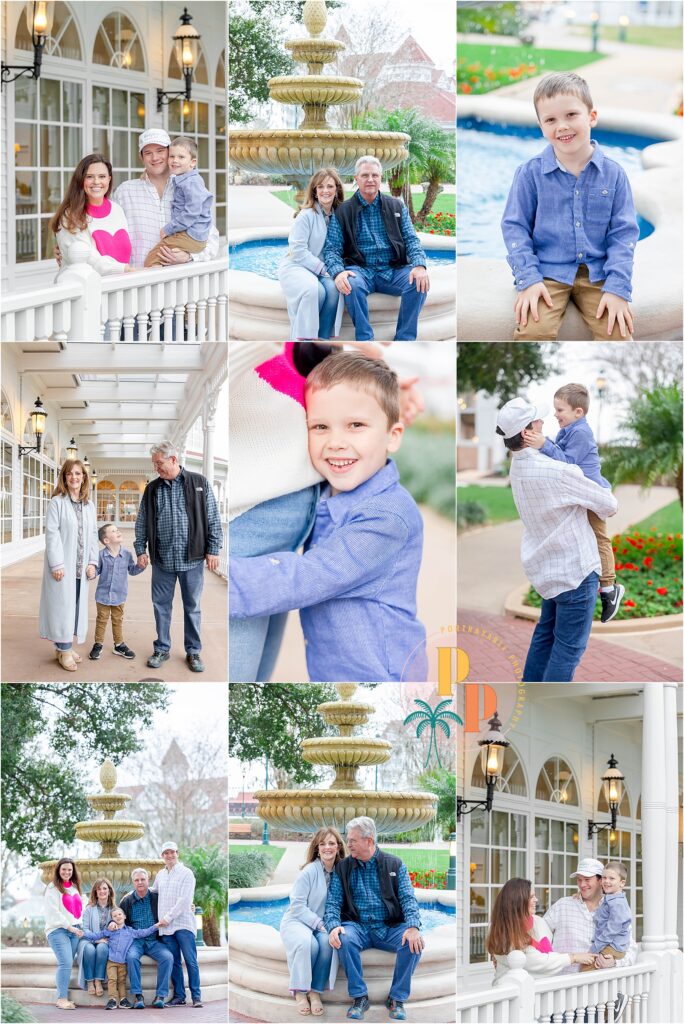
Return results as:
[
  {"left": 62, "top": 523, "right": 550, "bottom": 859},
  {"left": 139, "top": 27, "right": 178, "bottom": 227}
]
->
[
  {"left": 151, "top": 841, "right": 202, "bottom": 1008},
  {"left": 495, "top": 397, "right": 618, "bottom": 681}
]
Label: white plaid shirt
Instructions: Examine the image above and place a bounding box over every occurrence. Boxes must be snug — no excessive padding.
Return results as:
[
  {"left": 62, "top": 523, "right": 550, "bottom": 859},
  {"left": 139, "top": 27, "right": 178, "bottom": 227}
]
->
[
  {"left": 151, "top": 862, "right": 196, "bottom": 936},
  {"left": 112, "top": 175, "right": 221, "bottom": 268},
  {"left": 509, "top": 448, "right": 617, "bottom": 599},
  {"left": 544, "top": 895, "right": 638, "bottom": 974}
]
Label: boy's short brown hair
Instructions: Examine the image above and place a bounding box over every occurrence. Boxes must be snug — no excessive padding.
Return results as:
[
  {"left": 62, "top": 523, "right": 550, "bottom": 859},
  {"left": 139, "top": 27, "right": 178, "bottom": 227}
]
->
[
  {"left": 98, "top": 522, "right": 115, "bottom": 543},
  {"left": 533, "top": 73, "right": 594, "bottom": 116},
  {"left": 604, "top": 861, "right": 628, "bottom": 882},
  {"left": 305, "top": 352, "right": 400, "bottom": 428},
  {"left": 555, "top": 383, "right": 590, "bottom": 414},
  {"left": 170, "top": 136, "right": 197, "bottom": 160}
]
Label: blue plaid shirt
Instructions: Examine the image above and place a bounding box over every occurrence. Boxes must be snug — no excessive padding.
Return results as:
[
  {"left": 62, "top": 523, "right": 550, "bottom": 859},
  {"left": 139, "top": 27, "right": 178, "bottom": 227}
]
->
[
  {"left": 129, "top": 891, "right": 155, "bottom": 931},
  {"left": 501, "top": 142, "right": 639, "bottom": 301},
  {"left": 229, "top": 460, "right": 427, "bottom": 682},
  {"left": 135, "top": 468, "right": 222, "bottom": 572},
  {"left": 323, "top": 193, "right": 427, "bottom": 282},
  {"left": 323, "top": 850, "right": 422, "bottom": 938}
]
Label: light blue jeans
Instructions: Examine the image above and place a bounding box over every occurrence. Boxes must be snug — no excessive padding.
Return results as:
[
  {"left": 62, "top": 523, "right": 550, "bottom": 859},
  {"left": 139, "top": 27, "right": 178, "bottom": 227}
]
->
[
  {"left": 82, "top": 939, "right": 109, "bottom": 982},
  {"left": 47, "top": 927, "right": 80, "bottom": 999},
  {"left": 229, "top": 485, "right": 318, "bottom": 682}
]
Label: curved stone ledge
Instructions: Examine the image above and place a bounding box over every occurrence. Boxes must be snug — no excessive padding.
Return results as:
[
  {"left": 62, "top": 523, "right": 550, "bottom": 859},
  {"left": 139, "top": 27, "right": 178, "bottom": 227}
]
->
[{"left": 505, "top": 582, "right": 684, "bottom": 634}]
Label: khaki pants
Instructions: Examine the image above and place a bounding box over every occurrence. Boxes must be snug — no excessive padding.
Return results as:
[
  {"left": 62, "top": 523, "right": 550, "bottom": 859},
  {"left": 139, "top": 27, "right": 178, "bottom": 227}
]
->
[
  {"left": 580, "top": 944, "right": 625, "bottom": 971},
  {"left": 95, "top": 602, "right": 125, "bottom": 645},
  {"left": 587, "top": 510, "right": 615, "bottom": 588},
  {"left": 107, "top": 961, "right": 128, "bottom": 1001},
  {"left": 144, "top": 230, "right": 206, "bottom": 267},
  {"left": 514, "top": 265, "right": 633, "bottom": 341}
]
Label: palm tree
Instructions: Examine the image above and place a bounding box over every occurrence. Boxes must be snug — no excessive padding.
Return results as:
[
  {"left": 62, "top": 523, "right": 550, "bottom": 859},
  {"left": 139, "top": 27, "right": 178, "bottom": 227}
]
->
[
  {"left": 181, "top": 845, "right": 228, "bottom": 947},
  {"left": 417, "top": 767, "right": 457, "bottom": 836},
  {"left": 600, "top": 383, "right": 683, "bottom": 504},
  {"left": 403, "top": 699, "right": 461, "bottom": 769},
  {"left": 414, "top": 125, "right": 455, "bottom": 228}
]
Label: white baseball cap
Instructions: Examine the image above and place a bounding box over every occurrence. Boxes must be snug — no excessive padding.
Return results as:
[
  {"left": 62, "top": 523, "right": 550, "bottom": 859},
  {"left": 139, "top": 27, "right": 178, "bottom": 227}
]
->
[
  {"left": 139, "top": 128, "right": 171, "bottom": 152},
  {"left": 496, "top": 397, "right": 549, "bottom": 439},
  {"left": 161, "top": 841, "right": 178, "bottom": 854},
  {"left": 570, "top": 857, "right": 604, "bottom": 878}
]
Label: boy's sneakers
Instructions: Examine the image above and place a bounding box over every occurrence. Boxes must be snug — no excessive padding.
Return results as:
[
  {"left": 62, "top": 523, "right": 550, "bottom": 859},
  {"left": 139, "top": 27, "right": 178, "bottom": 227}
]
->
[
  {"left": 89, "top": 643, "right": 103, "bottom": 660},
  {"left": 600, "top": 583, "right": 625, "bottom": 623},
  {"left": 105, "top": 998, "right": 118, "bottom": 1010},
  {"left": 613, "top": 992, "right": 629, "bottom": 1022},
  {"left": 113, "top": 643, "right": 135, "bottom": 659},
  {"left": 119, "top": 999, "right": 133, "bottom": 1009},
  {"left": 346, "top": 996, "right": 370, "bottom": 1020}
]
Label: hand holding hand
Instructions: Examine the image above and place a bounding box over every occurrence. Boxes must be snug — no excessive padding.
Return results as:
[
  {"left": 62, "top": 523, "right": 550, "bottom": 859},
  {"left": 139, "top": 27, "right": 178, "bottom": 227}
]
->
[
  {"left": 51, "top": 569, "right": 64, "bottom": 582},
  {"left": 334, "top": 271, "right": 355, "bottom": 295},
  {"left": 515, "top": 282, "right": 553, "bottom": 327},
  {"left": 572, "top": 952, "right": 596, "bottom": 966},
  {"left": 205, "top": 554, "right": 219, "bottom": 572},
  {"left": 328, "top": 926, "right": 344, "bottom": 949},
  {"left": 71, "top": 927, "right": 83, "bottom": 937},
  {"left": 595, "top": 292, "right": 633, "bottom": 339},
  {"left": 86, "top": 565, "right": 97, "bottom": 580},
  {"left": 136, "top": 554, "right": 149, "bottom": 570},
  {"left": 522, "top": 428, "right": 545, "bottom": 450},
  {"left": 158, "top": 918, "right": 169, "bottom": 928},
  {"left": 596, "top": 952, "right": 616, "bottom": 969},
  {"left": 401, "top": 927, "right": 424, "bottom": 954},
  {"left": 409, "top": 265, "right": 429, "bottom": 294}
]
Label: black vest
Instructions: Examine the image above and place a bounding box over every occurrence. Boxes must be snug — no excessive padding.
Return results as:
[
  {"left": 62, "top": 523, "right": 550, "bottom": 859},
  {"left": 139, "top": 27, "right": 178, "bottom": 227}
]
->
[
  {"left": 334, "top": 192, "right": 407, "bottom": 269},
  {"left": 142, "top": 468, "right": 209, "bottom": 565},
  {"left": 336, "top": 849, "right": 405, "bottom": 927}
]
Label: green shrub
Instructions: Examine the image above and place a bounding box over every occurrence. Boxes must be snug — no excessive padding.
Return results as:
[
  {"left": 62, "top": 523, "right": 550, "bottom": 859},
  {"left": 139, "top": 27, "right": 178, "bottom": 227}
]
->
[
  {"left": 393, "top": 425, "right": 455, "bottom": 520},
  {"left": 228, "top": 850, "right": 274, "bottom": 889},
  {"left": 0, "top": 995, "right": 37, "bottom": 1023},
  {"left": 457, "top": 500, "right": 487, "bottom": 530}
]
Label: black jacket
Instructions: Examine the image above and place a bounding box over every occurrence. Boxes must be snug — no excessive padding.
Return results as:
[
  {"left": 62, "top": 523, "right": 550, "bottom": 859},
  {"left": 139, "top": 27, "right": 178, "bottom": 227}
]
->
[
  {"left": 336, "top": 849, "right": 405, "bottom": 927},
  {"left": 334, "top": 192, "right": 408, "bottom": 269},
  {"left": 119, "top": 889, "right": 160, "bottom": 931},
  {"left": 141, "top": 468, "right": 209, "bottom": 565}
]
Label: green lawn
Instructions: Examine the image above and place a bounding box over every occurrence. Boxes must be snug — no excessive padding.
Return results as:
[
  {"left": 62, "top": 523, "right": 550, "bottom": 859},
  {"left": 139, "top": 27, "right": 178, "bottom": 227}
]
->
[
  {"left": 570, "top": 24, "right": 683, "bottom": 48},
  {"left": 273, "top": 188, "right": 455, "bottom": 216},
  {"left": 229, "top": 843, "right": 286, "bottom": 868},
  {"left": 457, "top": 485, "right": 519, "bottom": 525},
  {"left": 628, "top": 500, "right": 683, "bottom": 536},
  {"left": 382, "top": 848, "right": 449, "bottom": 872},
  {"left": 457, "top": 42, "right": 606, "bottom": 73}
]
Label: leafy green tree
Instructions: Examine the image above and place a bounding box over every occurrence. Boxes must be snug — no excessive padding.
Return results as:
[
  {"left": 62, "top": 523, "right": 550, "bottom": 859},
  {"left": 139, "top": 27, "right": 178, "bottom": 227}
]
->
[
  {"left": 456, "top": 2, "right": 529, "bottom": 37},
  {"left": 600, "top": 384, "right": 683, "bottom": 504},
  {"left": 457, "top": 342, "right": 560, "bottom": 402},
  {"left": 1, "top": 684, "right": 168, "bottom": 863},
  {"left": 414, "top": 129, "right": 456, "bottom": 227},
  {"left": 180, "top": 846, "right": 228, "bottom": 946},
  {"left": 417, "top": 768, "right": 456, "bottom": 837}
]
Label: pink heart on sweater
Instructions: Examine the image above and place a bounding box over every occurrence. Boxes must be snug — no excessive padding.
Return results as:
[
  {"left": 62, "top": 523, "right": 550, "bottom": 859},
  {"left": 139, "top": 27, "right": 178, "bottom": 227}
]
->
[
  {"left": 91, "top": 228, "right": 132, "bottom": 264},
  {"left": 61, "top": 886, "right": 82, "bottom": 918}
]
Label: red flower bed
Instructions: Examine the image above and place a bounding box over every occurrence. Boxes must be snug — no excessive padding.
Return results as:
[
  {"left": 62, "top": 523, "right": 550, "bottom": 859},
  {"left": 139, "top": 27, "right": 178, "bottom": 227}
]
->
[
  {"left": 409, "top": 869, "right": 447, "bottom": 890},
  {"left": 457, "top": 59, "right": 538, "bottom": 95}
]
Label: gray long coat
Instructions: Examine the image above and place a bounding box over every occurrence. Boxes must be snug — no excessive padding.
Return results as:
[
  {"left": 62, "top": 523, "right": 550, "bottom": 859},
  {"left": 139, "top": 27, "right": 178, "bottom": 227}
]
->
[
  {"left": 39, "top": 495, "right": 99, "bottom": 644},
  {"left": 278, "top": 205, "right": 344, "bottom": 340},
  {"left": 280, "top": 859, "right": 339, "bottom": 991}
]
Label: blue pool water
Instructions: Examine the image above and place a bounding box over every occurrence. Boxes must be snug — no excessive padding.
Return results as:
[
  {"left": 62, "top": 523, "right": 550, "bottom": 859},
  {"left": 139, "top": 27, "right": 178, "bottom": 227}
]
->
[
  {"left": 457, "top": 120, "right": 656, "bottom": 258},
  {"left": 230, "top": 899, "right": 455, "bottom": 931},
  {"left": 229, "top": 238, "right": 456, "bottom": 280}
]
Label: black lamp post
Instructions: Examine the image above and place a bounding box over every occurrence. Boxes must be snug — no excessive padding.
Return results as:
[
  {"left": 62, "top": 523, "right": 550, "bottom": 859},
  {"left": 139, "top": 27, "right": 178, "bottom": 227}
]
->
[
  {"left": 157, "top": 8, "right": 201, "bottom": 112},
  {"left": 590, "top": 11, "right": 600, "bottom": 53},
  {"left": 2, "top": 2, "right": 54, "bottom": 86},
  {"left": 18, "top": 397, "right": 48, "bottom": 456},
  {"left": 457, "top": 711, "right": 510, "bottom": 822},
  {"left": 241, "top": 769, "right": 246, "bottom": 818},
  {"left": 588, "top": 754, "right": 625, "bottom": 839}
]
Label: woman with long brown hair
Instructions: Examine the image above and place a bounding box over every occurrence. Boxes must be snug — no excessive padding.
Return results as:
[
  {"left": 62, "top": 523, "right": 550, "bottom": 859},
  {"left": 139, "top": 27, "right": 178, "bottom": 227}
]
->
[
  {"left": 38, "top": 458, "right": 99, "bottom": 671},
  {"left": 278, "top": 168, "right": 345, "bottom": 340},
  {"left": 487, "top": 878, "right": 595, "bottom": 983},
  {"left": 51, "top": 154, "right": 133, "bottom": 276},
  {"left": 77, "top": 877, "right": 116, "bottom": 997},
  {"left": 43, "top": 858, "right": 84, "bottom": 1009}
]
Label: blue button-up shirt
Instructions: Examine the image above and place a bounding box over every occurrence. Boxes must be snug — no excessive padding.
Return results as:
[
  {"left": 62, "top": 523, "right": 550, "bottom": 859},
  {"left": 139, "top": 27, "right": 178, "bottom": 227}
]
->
[
  {"left": 540, "top": 417, "right": 610, "bottom": 488},
  {"left": 323, "top": 194, "right": 427, "bottom": 282},
  {"left": 95, "top": 545, "right": 145, "bottom": 606},
  {"left": 229, "top": 460, "right": 427, "bottom": 682},
  {"left": 591, "top": 891, "right": 632, "bottom": 953},
  {"left": 82, "top": 923, "right": 158, "bottom": 964},
  {"left": 165, "top": 167, "right": 213, "bottom": 243},
  {"left": 135, "top": 468, "right": 223, "bottom": 573},
  {"left": 323, "top": 850, "right": 422, "bottom": 938},
  {"left": 501, "top": 142, "right": 639, "bottom": 300}
]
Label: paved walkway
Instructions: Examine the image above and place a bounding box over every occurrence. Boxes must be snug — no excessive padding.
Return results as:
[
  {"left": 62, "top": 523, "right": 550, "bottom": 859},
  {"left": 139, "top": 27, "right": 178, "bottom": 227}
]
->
[
  {"left": 1, "top": 529, "right": 227, "bottom": 683},
  {"left": 24, "top": 1001, "right": 229, "bottom": 1023}
]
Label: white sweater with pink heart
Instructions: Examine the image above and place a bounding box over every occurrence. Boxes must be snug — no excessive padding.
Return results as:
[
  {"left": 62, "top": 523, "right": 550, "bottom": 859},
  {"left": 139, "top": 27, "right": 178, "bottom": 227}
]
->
[{"left": 55, "top": 197, "right": 132, "bottom": 276}]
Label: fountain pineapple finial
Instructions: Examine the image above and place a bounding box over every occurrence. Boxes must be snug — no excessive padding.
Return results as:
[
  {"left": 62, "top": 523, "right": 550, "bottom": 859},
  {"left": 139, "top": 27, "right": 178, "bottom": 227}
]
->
[
  {"left": 303, "top": 0, "right": 328, "bottom": 38},
  {"left": 100, "top": 758, "right": 117, "bottom": 793}
]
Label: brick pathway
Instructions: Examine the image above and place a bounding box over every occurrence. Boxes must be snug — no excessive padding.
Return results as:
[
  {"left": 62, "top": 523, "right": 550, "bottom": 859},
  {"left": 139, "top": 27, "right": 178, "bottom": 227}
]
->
[
  {"left": 228, "top": 1011, "right": 263, "bottom": 1023},
  {"left": 24, "top": 1000, "right": 228, "bottom": 1023},
  {"left": 458, "top": 611, "right": 683, "bottom": 682}
]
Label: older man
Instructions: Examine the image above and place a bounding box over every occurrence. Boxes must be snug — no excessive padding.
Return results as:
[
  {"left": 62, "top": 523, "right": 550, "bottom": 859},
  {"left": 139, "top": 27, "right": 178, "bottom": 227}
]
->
[
  {"left": 119, "top": 867, "right": 174, "bottom": 1010},
  {"left": 324, "top": 817, "right": 424, "bottom": 1022},
  {"left": 135, "top": 441, "right": 222, "bottom": 673},
  {"left": 322, "top": 156, "right": 429, "bottom": 341},
  {"left": 151, "top": 842, "right": 202, "bottom": 1009}
]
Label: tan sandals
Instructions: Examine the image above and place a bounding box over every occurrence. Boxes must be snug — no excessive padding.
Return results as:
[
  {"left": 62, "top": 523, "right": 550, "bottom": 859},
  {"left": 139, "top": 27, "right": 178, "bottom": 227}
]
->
[
  {"left": 94, "top": 980, "right": 103, "bottom": 996},
  {"left": 309, "top": 992, "right": 324, "bottom": 1016},
  {"left": 55, "top": 648, "right": 81, "bottom": 664},
  {"left": 295, "top": 992, "right": 311, "bottom": 1015},
  {"left": 55, "top": 998, "right": 76, "bottom": 1009},
  {"left": 56, "top": 650, "right": 77, "bottom": 672}
]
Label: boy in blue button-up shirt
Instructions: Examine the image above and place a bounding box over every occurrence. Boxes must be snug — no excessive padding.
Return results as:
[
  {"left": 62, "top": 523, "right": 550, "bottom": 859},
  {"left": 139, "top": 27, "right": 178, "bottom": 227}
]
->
[
  {"left": 501, "top": 72, "right": 639, "bottom": 341},
  {"left": 229, "top": 353, "right": 427, "bottom": 682},
  {"left": 583, "top": 861, "right": 632, "bottom": 971},
  {"left": 89, "top": 523, "right": 145, "bottom": 662}
]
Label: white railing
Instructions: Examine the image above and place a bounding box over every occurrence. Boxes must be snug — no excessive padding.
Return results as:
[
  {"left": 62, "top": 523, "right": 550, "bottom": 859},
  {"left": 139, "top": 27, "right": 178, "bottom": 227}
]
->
[{"left": 1, "top": 258, "right": 227, "bottom": 342}]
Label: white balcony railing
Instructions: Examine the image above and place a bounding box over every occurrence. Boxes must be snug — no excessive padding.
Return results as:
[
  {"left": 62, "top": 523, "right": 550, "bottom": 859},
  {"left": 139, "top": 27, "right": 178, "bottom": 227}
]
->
[{"left": 1, "top": 258, "right": 228, "bottom": 342}]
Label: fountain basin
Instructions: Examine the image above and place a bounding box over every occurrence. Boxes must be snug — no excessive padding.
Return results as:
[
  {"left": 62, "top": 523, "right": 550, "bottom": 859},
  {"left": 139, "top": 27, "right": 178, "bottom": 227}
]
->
[
  {"left": 230, "top": 897, "right": 454, "bottom": 930},
  {"left": 229, "top": 130, "right": 409, "bottom": 180},
  {"left": 39, "top": 857, "right": 164, "bottom": 889},
  {"left": 73, "top": 820, "right": 145, "bottom": 845},
  {"left": 268, "top": 76, "right": 363, "bottom": 107},
  {"left": 301, "top": 737, "right": 392, "bottom": 767},
  {"left": 255, "top": 788, "right": 437, "bottom": 834}
]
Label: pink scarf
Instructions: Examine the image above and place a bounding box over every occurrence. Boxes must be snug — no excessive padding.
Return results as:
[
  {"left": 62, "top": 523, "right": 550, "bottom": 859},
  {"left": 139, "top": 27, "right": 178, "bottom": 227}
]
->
[{"left": 527, "top": 916, "right": 553, "bottom": 952}]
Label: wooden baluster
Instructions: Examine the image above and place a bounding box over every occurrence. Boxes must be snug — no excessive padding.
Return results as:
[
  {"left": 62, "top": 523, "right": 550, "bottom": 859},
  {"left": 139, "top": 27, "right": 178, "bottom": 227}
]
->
[
  {"left": 605, "top": 997, "right": 616, "bottom": 1022},
  {"left": 639, "top": 991, "right": 647, "bottom": 1024},
  {"left": 187, "top": 302, "right": 197, "bottom": 342},
  {"left": 174, "top": 305, "right": 185, "bottom": 341},
  {"left": 136, "top": 313, "right": 148, "bottom": 341},
  {"left": 217, "top": 293, "right": 227, "bottom": 341},
  {"left": 107, "top": 318, "right": 121, "bottom": 341},
  {"left": 631, "top": 993, "right": 641, "bottom": 1023},
  {"left": 207, "top": 296, "right": 217, "bottom": 340},
  {"left": 122, "top": 314, "right": 135, "bottom": 341},
  {"left": 149, "top": 308, "right": 162, "bottom": 342},
  {"left": 197, "top": 299, "right": 207, "bottom": 341},
  {"left": 162, "top": 306, "right": 174, "bottom": 340}
]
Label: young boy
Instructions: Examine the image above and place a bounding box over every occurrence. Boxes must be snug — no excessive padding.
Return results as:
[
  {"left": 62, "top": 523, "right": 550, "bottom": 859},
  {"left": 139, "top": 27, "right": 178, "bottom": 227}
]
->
[
  {"left": 89, "top": 523, "right": 145, "bottom": 661},
  {"left": 501, "top": 72, "right": 639, "bottom": 341},
  {"left": 77, "top": 907, "right": 162, "bottom": 1009},
  {"left": 581, "top": 861, "right": 632, "bottom": 972},
  {"left": 522, "top": 383, "right": 624, "bottom": 622},
  {"left": 229, "top": 352, "right": 427, "bottom": 682},
  {"left": 144, "top": 136, "right": 213, "bottom": 267}
]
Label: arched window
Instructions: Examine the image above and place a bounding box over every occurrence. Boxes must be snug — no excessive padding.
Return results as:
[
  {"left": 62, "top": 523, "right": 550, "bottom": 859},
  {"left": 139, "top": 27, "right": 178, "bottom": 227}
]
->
[
  {"left": 471, "top": 743, "right": 527, "bottom": 797},
  {"left": 42, "top": 432, "right": 56, "bottom": 462},
  {"left": 93, "top": 12, "right": 145, "bottom": 71},
  {"left": 216, "top": 49, "right": 225, "bottom": 90},
  {"left": 535, "top": 756, "right": 579, "bottom": 806},
  {"left": 636, "top": 795, "right": 641, "bottom": 820},
  {"left": 15, "top": 1, "right": 82, "bottom": 61},
  {"left": 119, "top": 480, "right": 141, "bottom": 523},
  {"left": 167, "top": 45, "right": 208, "bottom": 84},
  {"left": 1, "top": 390, "right": 13, "bottom": 435},
  {"left": 97, "top": 480, "right": 116, "bottom": 522}
]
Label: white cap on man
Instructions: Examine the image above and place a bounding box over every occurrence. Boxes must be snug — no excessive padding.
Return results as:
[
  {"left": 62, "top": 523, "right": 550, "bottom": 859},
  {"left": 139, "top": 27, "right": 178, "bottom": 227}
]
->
[
  {"left": 570, "top": 857, "right": 604, "bottom": 878},
  {"left": 139, "top": 128, "right": 171, "bottom": 152},
  {"left": 496, "top": 397, "right": 550, "bottom": 439},
  {"left": 161, "top": 841, "right": 178, "bottom": 854}
]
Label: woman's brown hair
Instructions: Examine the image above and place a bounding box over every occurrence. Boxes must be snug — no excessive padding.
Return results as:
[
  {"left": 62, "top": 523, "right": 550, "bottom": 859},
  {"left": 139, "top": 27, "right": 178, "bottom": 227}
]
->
[
  {"left": 300, "top": 827, "right": 347, "bottom": 869},
  {"left": 52, "top": 858, "right": 82, "bottom": 895},
  {"left": 50, "top": 154, "right": 113, "bottom": 235},
  {"left": 52, "top": 459, "right": 91, "bottom": 503},
  {"left": 298, "top": 168, "right": 344, "bottom": 217},
  {"left": 486, "top": 878, "right": 533, "bottom": 957},
  {"left": 88, "top": 877, "right": 116, "bottom": 907}
]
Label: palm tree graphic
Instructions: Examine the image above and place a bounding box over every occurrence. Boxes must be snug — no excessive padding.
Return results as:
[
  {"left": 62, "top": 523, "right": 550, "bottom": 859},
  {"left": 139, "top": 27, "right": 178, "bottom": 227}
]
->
[{"left": 403, "top": 699, "right": 462, "bottom": 769}]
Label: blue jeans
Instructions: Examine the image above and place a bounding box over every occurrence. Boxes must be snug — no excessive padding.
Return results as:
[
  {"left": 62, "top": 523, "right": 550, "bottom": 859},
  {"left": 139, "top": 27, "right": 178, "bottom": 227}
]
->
[
  {"left": 151, "top": 561, "right": 205, "bottom": 654},
  {"left": 523, "top": 571, "right": 598, "bottom": 681},
  {"left": 343, "top": 265, "right": 427, "bottom": 341},
  {"left": 318, "top": 276, "right": 339, "bottom": 339},
  {"left": 229, "top": 485, "right": 318, "bottom": 682},
  {"left": 162, "top": 930, "right": 201, "bottom": 1002},
  {"left": 311, "top": 931, "right": 334, "bottom": 992},
  {"left": 337, "top": 923, "right": 421, "bottom": 1002},
  {"left": 47, "top": 927, "right": 80, "bottom": 999},
  {"left": 127, "top": 937, "right": 174, "bottom": 998},
  {"left": 82, "top": 939, "right": 109, "bottom": 982},
  {"left": 55, "top": 578, "right": 81, "bottom": 651}
]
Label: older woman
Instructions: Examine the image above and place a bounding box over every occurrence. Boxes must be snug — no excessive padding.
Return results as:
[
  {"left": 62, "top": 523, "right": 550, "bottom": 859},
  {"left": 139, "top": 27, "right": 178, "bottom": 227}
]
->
[
  {"left": 279, "top": 169, "right": 344, "bottom": 340},
  {"left": 280, "top": 828, "right": 345, "bottom": 1016},
  {"left": 44, "top": 858, "right": 84, "bottom": 1010},
  {"left": 39, "top": 458, "right": 99, "bottom": 671},
  {"left": 77, "top": 877, "right": 116, "bottom": 997}
]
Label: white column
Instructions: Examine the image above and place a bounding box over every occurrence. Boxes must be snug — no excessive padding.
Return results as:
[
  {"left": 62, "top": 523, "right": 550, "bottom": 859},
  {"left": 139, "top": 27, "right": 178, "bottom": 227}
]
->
[
  {"left": 663, "top": 682, "right": 679, "bottom": 947},
  {"left": 202, "top": 391, "right": 218, "bottom": 486},
  {"left": 641, "top": 683, "right": 668, "bottom": 951}
]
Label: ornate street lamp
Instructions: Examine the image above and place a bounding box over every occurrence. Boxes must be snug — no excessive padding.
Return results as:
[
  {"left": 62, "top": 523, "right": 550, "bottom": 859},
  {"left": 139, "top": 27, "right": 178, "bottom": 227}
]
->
[
  {"left": 590, "top": 11, "right": 601, "bottom": 53},
  {"left": 446, "top": 832, "right": 456, "bottom": 891},
  {"left": 157, "top": 8, "right": 201, "bottom": 112},
  {"left": 66, "top": 437, "right": 78, "bottom": 459},
  {"left": 18, "top": 397, "right": 47, "bottom": 456},
  {"left": 457, "top": 711, "right": 510, "bottom": 822},
  {"left": 588, "top": 754, "right": 625, "bottom": 838},
  {"left": 2, "top": 2, "right": 54, "bottom": 86}
]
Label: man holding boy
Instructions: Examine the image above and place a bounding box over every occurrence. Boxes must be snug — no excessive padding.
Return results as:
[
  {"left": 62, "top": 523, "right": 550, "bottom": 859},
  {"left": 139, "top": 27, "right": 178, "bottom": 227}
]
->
[
  {"left": 144, "top": 136, "right": 213, "bottom": 268},
  {"left": 502, "top": 72, "right": 639, "bottom": 340}
]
